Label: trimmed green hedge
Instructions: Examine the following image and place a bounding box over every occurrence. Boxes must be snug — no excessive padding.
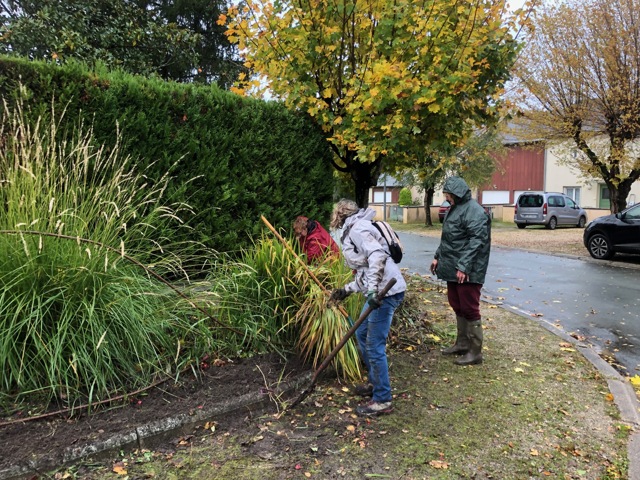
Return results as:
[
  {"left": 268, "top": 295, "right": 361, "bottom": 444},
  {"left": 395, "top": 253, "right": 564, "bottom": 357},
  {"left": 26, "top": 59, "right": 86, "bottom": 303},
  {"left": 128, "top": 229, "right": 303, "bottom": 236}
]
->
[{"left": 0, "top": 57, "right": 335, "bottom": 253}]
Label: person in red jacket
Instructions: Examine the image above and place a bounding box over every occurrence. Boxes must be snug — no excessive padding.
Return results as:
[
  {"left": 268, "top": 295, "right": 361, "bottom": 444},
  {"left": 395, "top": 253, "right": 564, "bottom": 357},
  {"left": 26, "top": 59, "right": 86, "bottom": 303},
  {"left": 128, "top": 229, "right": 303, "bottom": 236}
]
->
[{"left": 293, "top": 215, "right": 339, "bottom": 263}]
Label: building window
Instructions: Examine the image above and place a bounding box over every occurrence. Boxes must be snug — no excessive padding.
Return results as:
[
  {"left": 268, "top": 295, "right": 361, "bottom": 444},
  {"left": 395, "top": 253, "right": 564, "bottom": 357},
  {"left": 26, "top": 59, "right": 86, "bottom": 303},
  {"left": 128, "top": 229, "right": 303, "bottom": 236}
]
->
[
  {"left": 564, "top": 187, "right": 581, "bottom": 205},
  {"left": 373, "top": 190, "right": 392, "bottom": 203}
]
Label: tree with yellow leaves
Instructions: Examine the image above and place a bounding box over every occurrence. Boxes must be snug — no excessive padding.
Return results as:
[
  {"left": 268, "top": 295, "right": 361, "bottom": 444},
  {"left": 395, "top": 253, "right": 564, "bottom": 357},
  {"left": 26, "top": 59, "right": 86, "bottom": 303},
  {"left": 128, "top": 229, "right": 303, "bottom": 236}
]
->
[
  {"left": 220, "top": 0, "right": 525, "bottom": 206},
  {"left": 513, "top": 0, "right": 640, "bottom": 213}
]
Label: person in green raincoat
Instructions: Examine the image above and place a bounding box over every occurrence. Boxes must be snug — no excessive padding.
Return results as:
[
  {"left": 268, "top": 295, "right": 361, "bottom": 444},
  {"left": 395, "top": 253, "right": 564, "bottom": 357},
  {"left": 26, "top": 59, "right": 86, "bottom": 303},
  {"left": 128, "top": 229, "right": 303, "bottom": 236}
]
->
[{"left": 430, "top": 176, "right": 491, "bottom": 365}]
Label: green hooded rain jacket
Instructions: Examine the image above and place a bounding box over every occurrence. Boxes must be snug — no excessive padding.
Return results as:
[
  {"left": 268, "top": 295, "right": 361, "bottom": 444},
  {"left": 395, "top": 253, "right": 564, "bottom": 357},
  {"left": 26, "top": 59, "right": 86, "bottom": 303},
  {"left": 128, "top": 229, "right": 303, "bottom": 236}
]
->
[{"left": 434, "top": 176, "right": 491, "bottom": 284}]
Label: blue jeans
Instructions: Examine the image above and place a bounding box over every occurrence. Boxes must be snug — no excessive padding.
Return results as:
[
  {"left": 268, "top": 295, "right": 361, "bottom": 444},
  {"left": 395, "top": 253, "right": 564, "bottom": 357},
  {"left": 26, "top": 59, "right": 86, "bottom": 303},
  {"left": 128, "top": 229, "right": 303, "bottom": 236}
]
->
[{"left": 355, "top": 291, "right": 405, "bottom": 403}]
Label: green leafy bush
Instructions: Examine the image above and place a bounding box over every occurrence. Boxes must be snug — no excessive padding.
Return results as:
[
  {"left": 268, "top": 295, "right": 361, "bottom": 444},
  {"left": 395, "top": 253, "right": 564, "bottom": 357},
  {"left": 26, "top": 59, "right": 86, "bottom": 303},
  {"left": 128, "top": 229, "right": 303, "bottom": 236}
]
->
[
  {"left": 207, "top": 235, "right": 364, "bottom": 381},
  {"left": 0, "top": 56, "right": 336, "bottom": 253},
  {"left": 398, "top": 187, "right": 414, "bottom": 206}
]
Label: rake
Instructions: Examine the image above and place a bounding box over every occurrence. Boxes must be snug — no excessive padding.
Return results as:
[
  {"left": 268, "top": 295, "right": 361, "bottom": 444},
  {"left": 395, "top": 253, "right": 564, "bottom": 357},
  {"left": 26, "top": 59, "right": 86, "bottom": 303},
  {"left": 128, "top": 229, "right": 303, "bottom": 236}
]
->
[{"left": 287, "top": 278, "right": 397, "bottom": 409}]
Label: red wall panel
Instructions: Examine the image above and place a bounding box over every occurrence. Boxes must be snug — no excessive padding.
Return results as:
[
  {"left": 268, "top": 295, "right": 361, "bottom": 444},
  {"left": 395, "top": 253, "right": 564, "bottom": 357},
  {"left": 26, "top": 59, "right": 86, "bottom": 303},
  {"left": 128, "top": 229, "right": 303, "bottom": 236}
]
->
[{"left": 481, "top": 143, "right": 545, "bottom": 203}]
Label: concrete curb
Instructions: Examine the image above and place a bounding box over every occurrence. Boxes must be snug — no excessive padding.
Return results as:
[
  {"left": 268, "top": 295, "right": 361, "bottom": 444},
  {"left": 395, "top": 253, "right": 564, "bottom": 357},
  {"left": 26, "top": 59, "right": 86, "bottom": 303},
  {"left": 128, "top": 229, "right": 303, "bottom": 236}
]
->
[
  {"left": 494, "top": 299, "right": 640, "bottom": 480},
  {"left": 0, "top": 372, "right": 313, "bottom": 480}
]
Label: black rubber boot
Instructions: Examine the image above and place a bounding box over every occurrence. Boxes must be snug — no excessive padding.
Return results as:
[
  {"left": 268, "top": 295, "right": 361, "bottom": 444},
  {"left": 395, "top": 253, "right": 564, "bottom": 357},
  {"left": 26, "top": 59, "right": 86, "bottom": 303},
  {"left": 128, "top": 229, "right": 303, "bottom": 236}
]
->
[
  {"left": 454, "top": 320, "right": 483, "bottom": 365},
  {"left": 441, "top": 315, "right": 470, "bottom": 355}
]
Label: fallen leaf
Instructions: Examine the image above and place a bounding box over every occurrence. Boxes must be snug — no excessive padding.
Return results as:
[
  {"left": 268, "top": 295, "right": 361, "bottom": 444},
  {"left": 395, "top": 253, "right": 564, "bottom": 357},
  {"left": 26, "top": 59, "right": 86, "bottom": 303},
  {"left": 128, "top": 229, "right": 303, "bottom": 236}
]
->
[
  {"left": 429, "top": 460, "right": 449, "bottom": 469},
  {"left": 112, "top": 462, "right": 127, "bottom": 475},
  {"left": 530, "top": 448, "right": 539, "bottom": 456}
]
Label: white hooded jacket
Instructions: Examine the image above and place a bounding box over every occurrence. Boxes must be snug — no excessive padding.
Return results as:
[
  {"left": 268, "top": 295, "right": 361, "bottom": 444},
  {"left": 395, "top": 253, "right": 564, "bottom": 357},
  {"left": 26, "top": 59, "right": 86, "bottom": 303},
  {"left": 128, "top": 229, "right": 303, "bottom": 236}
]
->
[{"left": 340, "top": 208, "right": 406, "bottom": 297}]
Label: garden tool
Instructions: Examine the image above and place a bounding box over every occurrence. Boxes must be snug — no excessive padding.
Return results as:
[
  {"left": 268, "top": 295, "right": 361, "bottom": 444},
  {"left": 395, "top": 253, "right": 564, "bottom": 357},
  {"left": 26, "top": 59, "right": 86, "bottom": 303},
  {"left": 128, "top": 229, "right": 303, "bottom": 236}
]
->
[{"left": 287, "top": 278, "right": 397, "bottom": 409}]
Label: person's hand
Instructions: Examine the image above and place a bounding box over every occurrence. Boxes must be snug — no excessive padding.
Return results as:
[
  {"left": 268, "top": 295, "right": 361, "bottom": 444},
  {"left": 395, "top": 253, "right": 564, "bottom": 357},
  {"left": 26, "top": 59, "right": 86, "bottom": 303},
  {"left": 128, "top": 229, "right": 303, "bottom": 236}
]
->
[
  {"left": 330, "top": 288, "right": 349, "bottom": 303},
  {"left": 366, "top": 290, "right": 381, "bottom": 309},
  {"left": 456, "top": 270, "right": 469, "bottom": 284},
  {"left": 430, "top": 259, "right": 438, "bottom": 275}
]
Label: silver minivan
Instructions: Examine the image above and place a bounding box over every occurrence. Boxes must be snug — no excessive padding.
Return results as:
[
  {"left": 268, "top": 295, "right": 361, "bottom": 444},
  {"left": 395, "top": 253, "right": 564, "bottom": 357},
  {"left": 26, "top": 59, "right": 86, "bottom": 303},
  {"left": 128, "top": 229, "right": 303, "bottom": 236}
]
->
[{"left": 515, "top": 192, "right": 588, "bottom": 230}]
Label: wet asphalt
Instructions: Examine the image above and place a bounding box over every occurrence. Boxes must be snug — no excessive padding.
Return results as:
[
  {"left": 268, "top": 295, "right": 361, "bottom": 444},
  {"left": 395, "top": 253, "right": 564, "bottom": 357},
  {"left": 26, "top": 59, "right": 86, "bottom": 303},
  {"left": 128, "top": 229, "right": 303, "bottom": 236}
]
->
[{"left": 398, "top": 231, "right": 640, "bottom": 376}]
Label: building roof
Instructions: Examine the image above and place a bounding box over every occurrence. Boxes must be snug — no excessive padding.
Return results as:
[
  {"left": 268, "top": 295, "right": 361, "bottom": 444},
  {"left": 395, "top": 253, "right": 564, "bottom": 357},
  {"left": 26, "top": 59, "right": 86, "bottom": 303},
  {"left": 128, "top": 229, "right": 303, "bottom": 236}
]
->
[{"left": 375, "top": 175, "right": 403, "bottom": 187}]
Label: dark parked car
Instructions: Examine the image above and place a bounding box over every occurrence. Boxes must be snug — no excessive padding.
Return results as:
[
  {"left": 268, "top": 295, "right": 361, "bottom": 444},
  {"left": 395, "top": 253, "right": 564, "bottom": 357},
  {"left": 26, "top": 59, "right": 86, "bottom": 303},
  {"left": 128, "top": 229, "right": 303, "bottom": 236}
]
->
[
  {"left": 583, "top": 203, "right": 640, "bottom": 259},
  {"left": 438, "top": 200, "right": 451, "bottom": 223}
]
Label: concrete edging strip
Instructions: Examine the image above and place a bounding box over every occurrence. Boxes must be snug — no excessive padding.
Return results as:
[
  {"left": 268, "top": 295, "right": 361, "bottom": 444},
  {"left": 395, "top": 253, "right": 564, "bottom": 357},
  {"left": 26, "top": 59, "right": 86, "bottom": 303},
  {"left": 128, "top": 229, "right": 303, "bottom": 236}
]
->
[{"left": 0, "top": 371, "right": 313, "bottom": 480}]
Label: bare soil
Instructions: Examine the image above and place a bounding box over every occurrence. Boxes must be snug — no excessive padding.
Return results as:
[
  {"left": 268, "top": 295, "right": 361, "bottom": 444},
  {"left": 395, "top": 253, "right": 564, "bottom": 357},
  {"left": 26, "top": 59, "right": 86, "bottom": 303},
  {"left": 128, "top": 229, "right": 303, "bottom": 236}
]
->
[{"left": 0, "top": 354, "right": 308, "bottom": 478}]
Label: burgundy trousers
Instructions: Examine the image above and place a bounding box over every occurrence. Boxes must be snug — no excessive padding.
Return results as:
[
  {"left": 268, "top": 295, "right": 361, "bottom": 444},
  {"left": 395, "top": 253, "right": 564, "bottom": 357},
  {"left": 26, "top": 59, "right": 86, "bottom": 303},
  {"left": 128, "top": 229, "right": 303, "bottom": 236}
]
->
[{"left": 446, "top": 282, "right": 483, "bottom": 321}]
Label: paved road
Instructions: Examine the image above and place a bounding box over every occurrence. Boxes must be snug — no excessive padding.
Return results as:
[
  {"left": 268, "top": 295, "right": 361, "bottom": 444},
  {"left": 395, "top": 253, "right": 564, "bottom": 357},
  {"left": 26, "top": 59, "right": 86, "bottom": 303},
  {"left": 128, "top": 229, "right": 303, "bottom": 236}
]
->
[{"left": 398, "top": 231, "right": 640, "bottom": 376}]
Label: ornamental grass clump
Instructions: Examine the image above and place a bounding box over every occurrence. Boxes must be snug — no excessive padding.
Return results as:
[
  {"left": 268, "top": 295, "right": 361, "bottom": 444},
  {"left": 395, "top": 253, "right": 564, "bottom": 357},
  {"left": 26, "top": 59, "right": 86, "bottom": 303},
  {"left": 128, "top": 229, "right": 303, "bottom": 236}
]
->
[
  {"left": 208, "top": 235, "right": 363, "bottom": 381},
  {"left": 0, "top": 101, "right": 215, "bottom": 408}
]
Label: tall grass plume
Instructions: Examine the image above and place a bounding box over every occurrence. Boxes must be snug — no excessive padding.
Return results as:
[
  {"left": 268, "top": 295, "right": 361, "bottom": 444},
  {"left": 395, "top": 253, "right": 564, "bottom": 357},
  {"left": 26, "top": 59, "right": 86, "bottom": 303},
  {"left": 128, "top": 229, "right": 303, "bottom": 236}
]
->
[{"left": 0, "top": 99, "right": 215, "bottom": 409}]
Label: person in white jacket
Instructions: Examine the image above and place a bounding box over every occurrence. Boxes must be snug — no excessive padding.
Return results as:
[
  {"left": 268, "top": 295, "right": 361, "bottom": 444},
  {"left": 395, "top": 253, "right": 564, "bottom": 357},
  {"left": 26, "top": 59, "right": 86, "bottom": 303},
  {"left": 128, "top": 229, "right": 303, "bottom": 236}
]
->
[{"left": 329, "top": 199, "right": 406, "bottom": 417}]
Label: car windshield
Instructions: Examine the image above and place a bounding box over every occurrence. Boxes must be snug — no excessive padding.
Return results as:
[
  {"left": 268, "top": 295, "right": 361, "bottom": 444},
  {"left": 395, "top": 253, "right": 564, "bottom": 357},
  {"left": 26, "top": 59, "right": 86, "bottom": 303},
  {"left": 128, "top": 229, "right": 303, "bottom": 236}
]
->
[
  {"left": 626, "top": 204, "right": 640, "bottom": 219},
  {"left": 518, "top": 195, "right": 543, "bottom": 207}
]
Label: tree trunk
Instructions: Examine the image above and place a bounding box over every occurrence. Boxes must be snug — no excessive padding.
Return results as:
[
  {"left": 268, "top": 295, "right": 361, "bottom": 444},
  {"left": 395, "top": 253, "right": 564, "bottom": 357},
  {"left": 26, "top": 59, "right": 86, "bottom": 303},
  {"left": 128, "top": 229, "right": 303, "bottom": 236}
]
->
[
  {"left": 612, "top": 178, "right": 634, "bottom": 213},
  {"left": 350, "top": 158, "right": 382, "bottom": 208},
  {"left": 423, "top": 187, "right": 434, "bottom": 226},
  {"left": 609, "top": 174, "right": 640, "bottom": 213}
]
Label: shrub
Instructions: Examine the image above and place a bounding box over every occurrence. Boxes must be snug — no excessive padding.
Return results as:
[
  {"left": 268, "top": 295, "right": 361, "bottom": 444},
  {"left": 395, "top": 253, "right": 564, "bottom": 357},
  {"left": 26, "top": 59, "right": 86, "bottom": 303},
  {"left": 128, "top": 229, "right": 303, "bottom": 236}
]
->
[
  {"left": 398, "top": 187, "right": 413, "bottom": 206},
  {"left": 0, "top": 57, "right": 336, "bottom": 253},
  {"left": 207, "top": 234, "right": 364, "bottom": 381}
]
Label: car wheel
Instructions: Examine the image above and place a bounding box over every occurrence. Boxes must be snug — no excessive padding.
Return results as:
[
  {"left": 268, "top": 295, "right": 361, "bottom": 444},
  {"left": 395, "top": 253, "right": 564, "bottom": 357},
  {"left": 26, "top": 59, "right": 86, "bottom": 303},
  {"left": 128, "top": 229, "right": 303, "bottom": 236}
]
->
[
  {"left": 587, "top": 233, "right": 614, "bottom": 260},
  {"left": 577, "top": 216, "right": 586, "bottom": 228},
  {"left": 516, "top": 223, "right": 526, "bottom": 229},
  {"left": 546, "top": 217, "right": 557, "bottom": 230}
]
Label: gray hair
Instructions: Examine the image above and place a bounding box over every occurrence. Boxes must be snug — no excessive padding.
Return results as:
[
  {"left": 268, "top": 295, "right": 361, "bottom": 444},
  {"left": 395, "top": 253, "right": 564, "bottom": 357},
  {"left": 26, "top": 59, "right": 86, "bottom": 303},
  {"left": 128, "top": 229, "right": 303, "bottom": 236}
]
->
[{"left": 330, "top": 199, "right": 359, "bottom": 230}]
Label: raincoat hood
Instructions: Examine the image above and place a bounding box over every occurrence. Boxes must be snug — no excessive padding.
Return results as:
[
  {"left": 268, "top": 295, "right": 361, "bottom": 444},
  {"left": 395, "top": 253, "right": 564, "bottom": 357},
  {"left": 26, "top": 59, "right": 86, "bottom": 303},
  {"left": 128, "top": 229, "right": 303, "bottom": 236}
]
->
[
  {"left": 343, "top": 207, "right": 376, "bottom": 229},
  {"left": 443, "top": 176, "right": 471, "bottom": 203}
]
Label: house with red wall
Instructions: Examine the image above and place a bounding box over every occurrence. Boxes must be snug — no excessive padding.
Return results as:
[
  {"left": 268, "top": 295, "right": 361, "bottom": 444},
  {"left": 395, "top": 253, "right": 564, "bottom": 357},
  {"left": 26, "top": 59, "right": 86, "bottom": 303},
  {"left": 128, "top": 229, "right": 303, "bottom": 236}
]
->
[{"left": 479, "top": 141, "right": 546, "bottom": 206}]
